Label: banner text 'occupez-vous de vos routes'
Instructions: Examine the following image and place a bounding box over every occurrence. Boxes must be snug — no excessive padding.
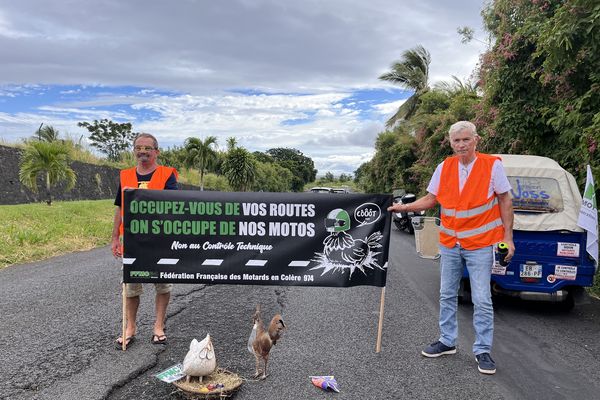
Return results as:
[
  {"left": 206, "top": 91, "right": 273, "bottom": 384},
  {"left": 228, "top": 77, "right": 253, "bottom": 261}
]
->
[{"left": 123, "top": 189, "right": 392, "bottom": 287}]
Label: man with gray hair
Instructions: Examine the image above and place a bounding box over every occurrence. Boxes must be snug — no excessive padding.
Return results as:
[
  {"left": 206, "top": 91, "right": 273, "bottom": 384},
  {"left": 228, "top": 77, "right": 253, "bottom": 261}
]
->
[{"left": 388, "top": 120, "right": 514, "bottom": 374}]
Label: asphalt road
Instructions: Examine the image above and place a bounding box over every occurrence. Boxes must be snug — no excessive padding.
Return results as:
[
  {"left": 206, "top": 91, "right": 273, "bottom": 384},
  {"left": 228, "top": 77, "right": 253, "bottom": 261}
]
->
[{"left": 2, "top": 231, "right": 600, "bottom": 400}]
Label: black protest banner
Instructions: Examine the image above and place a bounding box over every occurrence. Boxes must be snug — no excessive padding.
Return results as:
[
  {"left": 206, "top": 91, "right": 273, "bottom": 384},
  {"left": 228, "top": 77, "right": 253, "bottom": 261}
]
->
[{"left": 123, "top": 189, "right": 392, "bottom": 287}]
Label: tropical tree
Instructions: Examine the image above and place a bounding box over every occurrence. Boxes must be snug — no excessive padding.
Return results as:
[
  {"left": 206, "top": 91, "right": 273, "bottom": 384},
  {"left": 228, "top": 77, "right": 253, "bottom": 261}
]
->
[
  {"left": 379, "top": 45, "right": 431, "bottom": 127},
  {"left": 434, "top": 76, "right": 479, "bottom": 97},
  {"left": 357, "top": 79, "right": 481, "bottom": 195},
  {"left": 266, "top": 148, "right": 317, "bottom": 191},
  {"left": 226, "top": 137, "right": 237, "bottom": 151},
  {"left": 159, "top": 145, "right": 187, "bottom": 170},
  {"left": 339, "top": 173, "right": 351, "bottom": 182},
  {"left": 252, "top": 161, "right": 293, "bottom": 192},
  {"left": 32, "top": 124, "right": 60, "bottom": 142},
  {"left": 360, "top": 128, "right": 419, "bottom": 194},
  {"left": 78, "top": 119, "right": 136, "bottom": 161},
  {"left": 223, "top": 147, "right": 257, "bottom": 191},
  {"left": 184, "top": 136, "right": 218, "bottom": 191},
  {"left": 19, "top": 141, "right": 77, "bottom": 205},
  {"left": 476, "top": 0, "right": 600, "bottom": 184}
]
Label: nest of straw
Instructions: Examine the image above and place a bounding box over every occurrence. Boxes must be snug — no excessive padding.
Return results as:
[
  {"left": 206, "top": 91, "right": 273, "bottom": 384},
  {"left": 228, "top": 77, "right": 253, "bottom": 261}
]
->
[{"left": 172, "top": 368, "right": 243, "bottom": 399}]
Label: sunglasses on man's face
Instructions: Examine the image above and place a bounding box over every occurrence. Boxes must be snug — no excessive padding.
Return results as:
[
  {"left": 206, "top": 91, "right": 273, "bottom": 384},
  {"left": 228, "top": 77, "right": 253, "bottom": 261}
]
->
[{"left": 134, "top": 146, "right": 157, "bottom": 151}]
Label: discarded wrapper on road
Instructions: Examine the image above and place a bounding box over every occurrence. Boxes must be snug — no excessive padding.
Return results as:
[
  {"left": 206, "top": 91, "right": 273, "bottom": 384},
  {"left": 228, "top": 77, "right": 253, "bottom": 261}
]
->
[{"left": 310, "top": 375, "right": 340, "bottom": 392}]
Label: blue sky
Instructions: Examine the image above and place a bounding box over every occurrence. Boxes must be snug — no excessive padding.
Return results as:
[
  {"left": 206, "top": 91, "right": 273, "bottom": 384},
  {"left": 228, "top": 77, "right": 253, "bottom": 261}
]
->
[{"left": 0, "top": 0, "right": 488, "bottom": 175}]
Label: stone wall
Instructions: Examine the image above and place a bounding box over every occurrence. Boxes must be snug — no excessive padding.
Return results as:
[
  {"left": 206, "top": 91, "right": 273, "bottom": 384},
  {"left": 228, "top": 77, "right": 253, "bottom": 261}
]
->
[
  {"left": 0, "top": 145, "right": 197, "bottom": 205},
  {"left": 0, "top": 145, "right": 120, "bottom": 205}
]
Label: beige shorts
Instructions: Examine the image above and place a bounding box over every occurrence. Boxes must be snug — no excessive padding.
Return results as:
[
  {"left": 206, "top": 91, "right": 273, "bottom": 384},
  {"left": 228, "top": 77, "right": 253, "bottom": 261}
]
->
[{"left": 124, "top": 283, "right": 173, "bottom": 298}]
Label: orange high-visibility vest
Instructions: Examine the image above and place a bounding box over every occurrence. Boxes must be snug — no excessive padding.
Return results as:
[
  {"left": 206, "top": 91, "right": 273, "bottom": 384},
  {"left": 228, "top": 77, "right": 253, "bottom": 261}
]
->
[
  {"left": 118, "top": 165, "right": 177, "bottom": 237},
  {"left": 436, "top": 153, "right": 504, "bottom": 250}
]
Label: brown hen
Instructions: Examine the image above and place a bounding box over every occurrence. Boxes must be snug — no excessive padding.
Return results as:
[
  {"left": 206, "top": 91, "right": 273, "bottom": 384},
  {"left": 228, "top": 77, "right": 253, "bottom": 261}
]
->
[{"left": 251, "top": 305, "right": 285, "bottom": 379}]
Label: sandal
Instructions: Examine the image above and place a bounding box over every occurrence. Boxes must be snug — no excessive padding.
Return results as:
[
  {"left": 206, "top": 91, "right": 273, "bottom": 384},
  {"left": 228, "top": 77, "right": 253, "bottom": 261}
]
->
[
  {"left": 151, "top": 334, "right": 168, "bottom": 345},
  {"left": 115, "top": 335, "right": 136, "bottom": 350}
]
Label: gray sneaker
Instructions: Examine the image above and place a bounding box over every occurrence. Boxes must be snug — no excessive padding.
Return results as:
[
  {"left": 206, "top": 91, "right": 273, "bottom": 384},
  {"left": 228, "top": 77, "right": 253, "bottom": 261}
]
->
[
  {"left": 476, "top": 353, "right": 496, "bottom": 374},
  {"left": 421, "top": 341, "right": 457, "bottom": 357}
]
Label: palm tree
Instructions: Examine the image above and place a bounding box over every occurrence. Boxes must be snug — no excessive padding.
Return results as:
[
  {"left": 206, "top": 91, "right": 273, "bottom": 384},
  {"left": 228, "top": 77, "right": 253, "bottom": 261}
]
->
[
  {"left": 434, "top": 75, "right": 479, "bottom": 97},
  {"left": 223, "top": 147, "right": 256, "bottom": 191},
  {"left": 379, "top": 45, "right": 431, "bottom": 127},
  {"left": 32, "top": 124, "right": 60, "bottom": 142},
  {"left": 184, "top": 136, "right": 218, "bottom": 190},
  {"left": 19, "top": 141, "right": 76, "bottom": 205},
  {"left": 226, "top": 137, "right": 237, "bottom": 151}
]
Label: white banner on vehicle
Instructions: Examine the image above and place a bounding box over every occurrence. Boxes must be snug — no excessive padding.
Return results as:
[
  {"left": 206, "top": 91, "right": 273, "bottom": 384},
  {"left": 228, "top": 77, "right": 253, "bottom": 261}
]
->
[{"left": 577, "top": 165, "right": 598, "bottom": 265}]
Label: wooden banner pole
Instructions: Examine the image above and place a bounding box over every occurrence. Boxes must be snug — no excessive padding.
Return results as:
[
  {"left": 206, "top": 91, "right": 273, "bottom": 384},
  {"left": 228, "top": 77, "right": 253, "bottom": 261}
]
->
[
  {"left": 375, "top": 286, "right": 386, "bottom": 353},
  {"left": 122, "top": 282, "right": 127, "bottom": 351}
]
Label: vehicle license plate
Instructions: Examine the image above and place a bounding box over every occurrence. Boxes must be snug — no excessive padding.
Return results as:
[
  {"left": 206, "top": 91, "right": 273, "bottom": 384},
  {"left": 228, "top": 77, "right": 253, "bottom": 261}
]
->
[{"left": 520, "top": 264, "right": 542, "bottom": 278}]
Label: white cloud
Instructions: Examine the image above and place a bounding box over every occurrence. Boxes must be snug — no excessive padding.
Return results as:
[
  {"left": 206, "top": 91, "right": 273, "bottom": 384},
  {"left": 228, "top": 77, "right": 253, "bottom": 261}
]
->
[
  {"left": 373, "top": 99, "right": 407, "bottom": 116},
  {"left": 0, "top": 0, "right": 489, "bottom": 174}
]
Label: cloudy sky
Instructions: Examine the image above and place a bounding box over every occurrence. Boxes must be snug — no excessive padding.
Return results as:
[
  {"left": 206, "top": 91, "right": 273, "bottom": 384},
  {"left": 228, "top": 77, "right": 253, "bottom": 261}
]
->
[{"left": 0, "top": 0, "right": 488, "bottom": 175}]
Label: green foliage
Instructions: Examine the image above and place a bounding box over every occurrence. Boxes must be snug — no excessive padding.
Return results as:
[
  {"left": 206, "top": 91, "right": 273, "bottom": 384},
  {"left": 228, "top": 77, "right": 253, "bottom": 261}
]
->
[
  {"left": 201, "top": 173, "right": 232, "bottom": 191},
  {"left": 457, "top": 26, "right": 475, "bottom": 44},
  {"left": 19, "top": 140, "right": 77, "bottom": 205},
  {"left": 159, "top": 145, "right": 187, "bottom": 170},
  {"left": 252, "top": 151, "right": 275, "bottom": 163},
  {"left": 354, "top": 162, "right": 369, "bottom": 183},
  {"left": 12, "top": 133, "right": 125, "bottom": 168},
  {"left": 31, "top": 124, "right": 60, "bottom": 142},
  {"left": 12, "top": 132, "right": 316, "bottom": 193},
  {"left": 61, "top": 136, "right": 101, "bottom": 165},
  {"left": 176, "top": 168, "right": 230, "bottom": 190},
  {"left": 477, "top": 0, "right": 600, "bottom": 184},
  {"left": 115, "top": 150, "right": 137, "bottom": 169},
  {"left": 252, "top": 161, "right": 294, "bottom": 192},
  {"left": 226, "top": 137, "right": 237, "bottom": 151},
  {"left": 379, "top": 45, "right": 431, "bottom": 126},
  {"left": 266, "top": 148, "right": 317, "bottom": 191},
  {"left": 223, "top": 147, "right": 257, "bottom": 191},
  {"left": 416, "top": 91, "right": 451, "bottom": 115},
  {"left": 361, "top": 77, "right": 481, "bottom": 195},
  {"left": 304, "top": 178, "right": 359, "bottom": 193},
  {"left": 184, "top": 136, "right": 218, "bottom": 190},
  {"left": 434, "top": 75, "right": 479, "bottom": 98},
  {"left": 176, "top": 167, "right": 199, "bottom": 186},
  {"left": 78, "top": 119, "right": 136, "bottom": 162},
  {"left": 358, "top": 128, "right": 419, "bottom": 194},
  {"left": 208, "top": 151, "right": 226, "bottom": 175},
  {"left": 338, "top": 173, "right": 352, "bottom": 182}
]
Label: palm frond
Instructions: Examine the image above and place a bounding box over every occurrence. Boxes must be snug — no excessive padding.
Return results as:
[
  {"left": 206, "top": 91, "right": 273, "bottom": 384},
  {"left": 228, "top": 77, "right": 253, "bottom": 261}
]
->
[
  {"left": 379, "top": 45, "right": 431, "bottom": 125},
  {"left": 434, "top": 75, "right": 479, "bottom": 96},
  {"left": 385, "top": 94, "right": 420, "bottom": 128},
  {"left": 18, "top": 140, "right": 76, "bottom": 197},
  {"left": 184, "top": 136, "right": 219, "bottom": 189}
]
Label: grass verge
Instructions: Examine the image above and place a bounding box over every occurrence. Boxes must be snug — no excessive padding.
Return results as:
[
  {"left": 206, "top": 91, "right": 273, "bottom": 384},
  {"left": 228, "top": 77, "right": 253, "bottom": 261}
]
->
[{"left": 0, "top": 200, "right": 114, "bottom": 269}]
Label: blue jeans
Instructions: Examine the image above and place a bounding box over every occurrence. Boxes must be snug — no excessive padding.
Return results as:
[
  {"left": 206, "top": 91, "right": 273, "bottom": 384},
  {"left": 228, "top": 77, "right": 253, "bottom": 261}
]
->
[{"left": 438, "top": 244, "right": 494, "bottom": 355}]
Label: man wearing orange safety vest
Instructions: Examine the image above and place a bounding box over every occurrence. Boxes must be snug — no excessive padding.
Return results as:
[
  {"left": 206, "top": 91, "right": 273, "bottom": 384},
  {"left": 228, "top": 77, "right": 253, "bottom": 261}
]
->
[
  {"left": 111, "top": 133, "right": 178, "bottom": 349},
  {"left": 388, "top": 121, "right": 514, "bottom": 375}
]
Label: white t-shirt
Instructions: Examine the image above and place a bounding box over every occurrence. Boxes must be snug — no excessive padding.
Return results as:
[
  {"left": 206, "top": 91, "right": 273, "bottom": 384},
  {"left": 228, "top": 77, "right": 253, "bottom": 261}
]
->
[{"left": 427, "top": 157, "right": 512, "bottom": 197}]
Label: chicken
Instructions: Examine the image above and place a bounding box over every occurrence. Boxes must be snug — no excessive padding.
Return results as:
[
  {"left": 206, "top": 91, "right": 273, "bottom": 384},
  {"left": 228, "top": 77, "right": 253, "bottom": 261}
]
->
[
  {"left": 323, "top": 231, "right": 384, "bottom": 275},
  {"left": 182, "top": 334, "right": 217, "bottom": 383},
  {"left": 251, "top": 305, "right": 285, "bottom": 380},
  {"left": 314, "top": 208, "right": 384, "bottom": 277}
]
